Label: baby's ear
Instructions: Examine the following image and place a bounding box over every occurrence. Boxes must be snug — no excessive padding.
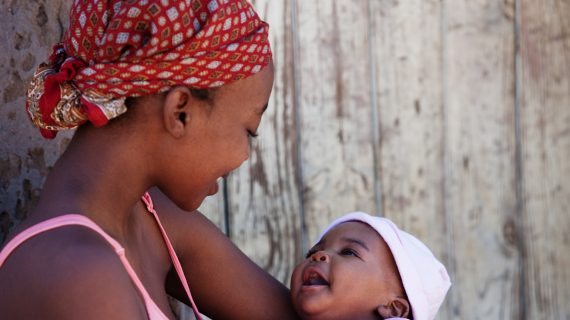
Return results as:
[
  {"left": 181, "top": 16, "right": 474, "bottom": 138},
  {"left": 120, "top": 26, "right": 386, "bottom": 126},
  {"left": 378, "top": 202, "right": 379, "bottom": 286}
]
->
[{"left": 377, "top": 297, "right": 410, "bottom": 319}]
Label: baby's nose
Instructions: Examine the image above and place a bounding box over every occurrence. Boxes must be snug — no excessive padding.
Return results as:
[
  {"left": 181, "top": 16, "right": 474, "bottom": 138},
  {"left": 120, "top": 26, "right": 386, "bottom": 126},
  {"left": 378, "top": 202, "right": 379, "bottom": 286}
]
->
[{"left": 310, "top": 251, "right": 330, "bottom": 263}]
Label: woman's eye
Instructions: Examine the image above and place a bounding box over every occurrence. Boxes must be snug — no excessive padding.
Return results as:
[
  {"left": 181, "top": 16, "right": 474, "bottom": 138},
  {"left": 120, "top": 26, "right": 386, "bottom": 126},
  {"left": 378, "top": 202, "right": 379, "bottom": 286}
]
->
[{"left": 248, "top": 130, "right": 259, "bottom": 138}]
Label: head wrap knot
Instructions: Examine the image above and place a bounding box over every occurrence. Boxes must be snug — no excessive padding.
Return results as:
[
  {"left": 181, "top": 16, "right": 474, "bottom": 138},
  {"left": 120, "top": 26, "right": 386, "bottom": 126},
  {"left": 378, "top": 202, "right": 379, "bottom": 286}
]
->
[{"left": 26, "top": 0, "right": 272, "bottom": 139}]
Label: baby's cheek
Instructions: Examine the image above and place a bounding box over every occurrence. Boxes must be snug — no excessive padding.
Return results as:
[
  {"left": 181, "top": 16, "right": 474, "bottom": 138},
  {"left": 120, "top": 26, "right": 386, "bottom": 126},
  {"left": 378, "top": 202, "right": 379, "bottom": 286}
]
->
[
  {"left": 293, "top": 295, "right": 324, "bottom": 320},
  {"left": 290, "top": 264, "right": 303, "bottom": 290},
  {"left": 291, "top": 259, "right": 312, "bottom": 287}
]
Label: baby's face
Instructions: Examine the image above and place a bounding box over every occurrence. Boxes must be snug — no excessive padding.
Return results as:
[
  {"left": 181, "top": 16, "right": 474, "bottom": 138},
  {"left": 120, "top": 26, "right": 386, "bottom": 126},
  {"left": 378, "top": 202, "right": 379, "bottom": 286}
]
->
[{"left": 290, "top": 222, "right": 400, "bottom": 320}]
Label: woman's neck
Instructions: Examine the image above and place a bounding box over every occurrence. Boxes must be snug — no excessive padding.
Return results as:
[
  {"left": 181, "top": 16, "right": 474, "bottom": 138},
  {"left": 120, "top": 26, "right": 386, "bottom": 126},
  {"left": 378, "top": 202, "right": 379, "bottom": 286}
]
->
[{"left": 31, "top": 124, "right": 156, "bottom": 240}]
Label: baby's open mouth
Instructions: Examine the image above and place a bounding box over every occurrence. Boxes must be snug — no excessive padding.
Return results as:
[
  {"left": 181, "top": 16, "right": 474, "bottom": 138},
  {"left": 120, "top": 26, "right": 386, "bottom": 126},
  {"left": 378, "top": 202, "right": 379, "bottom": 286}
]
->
[{"left": 302, "top": 268, "right": 329, "bottom": 286}]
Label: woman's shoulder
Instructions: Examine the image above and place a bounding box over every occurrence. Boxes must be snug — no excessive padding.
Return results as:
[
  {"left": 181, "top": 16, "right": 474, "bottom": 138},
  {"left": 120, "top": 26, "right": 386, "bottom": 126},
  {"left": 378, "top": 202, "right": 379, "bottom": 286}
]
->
[{"left": 0, "top": 223, "right": 147, "bottom": 319}]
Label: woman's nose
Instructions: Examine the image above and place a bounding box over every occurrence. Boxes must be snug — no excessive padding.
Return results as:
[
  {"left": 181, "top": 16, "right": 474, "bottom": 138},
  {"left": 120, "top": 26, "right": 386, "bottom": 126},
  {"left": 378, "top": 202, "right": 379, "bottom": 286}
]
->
[{"left": 310, "top": 251, "right": 330, "bottom": 263}]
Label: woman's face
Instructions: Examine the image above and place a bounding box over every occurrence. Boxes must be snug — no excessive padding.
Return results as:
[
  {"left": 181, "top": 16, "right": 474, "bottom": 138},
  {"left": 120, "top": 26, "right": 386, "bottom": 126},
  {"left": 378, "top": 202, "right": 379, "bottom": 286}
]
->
[{"left": 159, "top": 62, "right": 275, "bottom": 211}]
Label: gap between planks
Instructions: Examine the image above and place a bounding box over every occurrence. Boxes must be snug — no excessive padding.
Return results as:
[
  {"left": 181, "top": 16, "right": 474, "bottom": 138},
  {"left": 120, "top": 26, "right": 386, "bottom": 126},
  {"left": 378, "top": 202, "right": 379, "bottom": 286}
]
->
[
  {"left": 514, "top": 0, "right": 526, "bottom": 318},
  {"left": 441, "top": 0, "right": 457, "bottom": 316},
  {"left": 367, "top": 0, "right": 383, "bottom": 218},
  {"left": 291, "top": 0, "right": 307, "bottom": 259}
]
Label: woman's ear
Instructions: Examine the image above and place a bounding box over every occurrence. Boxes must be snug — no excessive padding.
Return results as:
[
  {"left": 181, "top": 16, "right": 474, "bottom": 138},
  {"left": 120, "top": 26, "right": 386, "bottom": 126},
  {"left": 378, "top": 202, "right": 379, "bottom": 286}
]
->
[
  {"left": 377, "top": 297, "right": 410, "bottom": 319},
  {"left": 163, "top": 86, "right": 192, "bottom": 139}
]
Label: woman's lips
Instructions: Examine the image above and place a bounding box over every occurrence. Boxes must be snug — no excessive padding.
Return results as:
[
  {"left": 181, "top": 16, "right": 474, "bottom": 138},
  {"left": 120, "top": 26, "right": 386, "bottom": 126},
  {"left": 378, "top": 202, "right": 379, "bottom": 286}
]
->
[
  {"left": 209, "top": 173, "right": 230, "bottom": 196},
  {"left": 209, "top": 180, "right": 220, "bottom": 196}
]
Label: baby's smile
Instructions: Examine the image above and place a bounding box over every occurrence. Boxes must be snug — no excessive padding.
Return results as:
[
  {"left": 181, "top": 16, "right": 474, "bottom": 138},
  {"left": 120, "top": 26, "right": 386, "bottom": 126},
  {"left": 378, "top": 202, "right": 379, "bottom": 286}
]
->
[{"left": 302, "top": 266, "right": 329, "bottom": 287}]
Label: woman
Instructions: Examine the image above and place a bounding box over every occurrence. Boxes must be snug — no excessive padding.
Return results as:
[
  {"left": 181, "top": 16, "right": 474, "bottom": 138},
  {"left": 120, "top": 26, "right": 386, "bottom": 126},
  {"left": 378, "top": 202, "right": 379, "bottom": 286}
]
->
[{"left": 0, "top": 0, "right": 300, "bottom": 319}]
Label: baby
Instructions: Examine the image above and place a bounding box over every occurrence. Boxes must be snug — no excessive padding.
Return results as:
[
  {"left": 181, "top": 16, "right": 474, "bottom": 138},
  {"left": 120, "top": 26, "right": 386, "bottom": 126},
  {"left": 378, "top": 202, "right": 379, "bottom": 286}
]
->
[{"left": 290, "top": 212, "right": 451, "bottom": 320}]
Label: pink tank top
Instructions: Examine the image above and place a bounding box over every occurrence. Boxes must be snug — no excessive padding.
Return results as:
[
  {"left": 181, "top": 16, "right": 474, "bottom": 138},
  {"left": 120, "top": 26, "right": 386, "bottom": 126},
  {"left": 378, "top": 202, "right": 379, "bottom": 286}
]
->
[{"left": 0, "top": 193, "right": 203, "bottom": 320}]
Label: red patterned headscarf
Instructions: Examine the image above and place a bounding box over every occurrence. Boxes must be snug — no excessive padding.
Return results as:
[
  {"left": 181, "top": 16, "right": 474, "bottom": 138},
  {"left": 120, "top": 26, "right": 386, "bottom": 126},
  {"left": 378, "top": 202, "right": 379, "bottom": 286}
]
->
[{"left": 26, "top": 0, "right": 272, "bottom": 139}]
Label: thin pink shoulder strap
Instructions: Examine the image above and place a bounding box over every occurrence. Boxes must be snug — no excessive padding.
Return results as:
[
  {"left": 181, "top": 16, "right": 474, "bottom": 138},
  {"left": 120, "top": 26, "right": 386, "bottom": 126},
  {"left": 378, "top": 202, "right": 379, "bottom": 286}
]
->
[
  {"left": 142, "top": 193, "right": 203, "bottom": 320},
  {"left": 0, "top": 214, "right": 156, "bottom": 311}
]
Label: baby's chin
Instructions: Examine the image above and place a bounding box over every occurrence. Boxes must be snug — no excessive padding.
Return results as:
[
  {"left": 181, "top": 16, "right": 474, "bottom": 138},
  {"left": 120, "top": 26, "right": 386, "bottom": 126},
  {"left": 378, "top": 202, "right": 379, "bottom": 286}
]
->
[
  {"left": 292, "top": 295, "right": 337, "bottom": 320},
  {"left": 293, "top": 293, "right": 375, "bottom": 320},
  {"left": 293, "top": 306, "right": 326, "bottom": 320},
  {"left": 293, "top": 305, "right": 354, "bottom": 320}
]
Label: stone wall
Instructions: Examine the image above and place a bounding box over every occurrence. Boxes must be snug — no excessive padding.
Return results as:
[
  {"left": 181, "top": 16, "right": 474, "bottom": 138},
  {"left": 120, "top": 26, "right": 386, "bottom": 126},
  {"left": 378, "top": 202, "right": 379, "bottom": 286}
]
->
[{"left": 0, "top": 0, "right": 73, "bottom": 243}]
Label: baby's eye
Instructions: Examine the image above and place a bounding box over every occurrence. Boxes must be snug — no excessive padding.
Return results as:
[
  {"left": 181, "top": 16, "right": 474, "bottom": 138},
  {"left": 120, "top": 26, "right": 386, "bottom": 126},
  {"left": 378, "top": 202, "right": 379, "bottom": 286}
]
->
[
  {"left": 340, "top": 249, "right": 358, "bottom": 257},
  {"left": 305, "top": 249, "right": 317, "bottom": 259}
]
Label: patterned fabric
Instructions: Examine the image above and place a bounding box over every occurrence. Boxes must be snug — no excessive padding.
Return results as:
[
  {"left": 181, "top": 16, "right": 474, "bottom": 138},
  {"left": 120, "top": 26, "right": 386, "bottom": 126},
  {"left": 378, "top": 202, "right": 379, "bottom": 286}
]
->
[{"left": 26, "top": 0, "right": 272, "bottom": 139}]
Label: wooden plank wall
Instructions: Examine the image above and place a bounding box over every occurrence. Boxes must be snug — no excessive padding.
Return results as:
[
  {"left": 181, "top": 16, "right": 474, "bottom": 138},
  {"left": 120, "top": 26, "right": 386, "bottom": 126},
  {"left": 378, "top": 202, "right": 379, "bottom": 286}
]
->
[
  {"left": 446, "top": 0, "right": 520, "bottom": 318},
  {"left": 172, "top": 0, "right": 570, "bottom": 319},
  {"left": 369, "top": 0, "right": 450, "bottom": 318},
  {"left": 296, "top": 0, "right": 377, "bottom": 260},
  {"left": 227, "top": 0, "right": 302, "bottom": 285},
  {"left": 520, "top": 0, "right": 570, "bottom": 318}
]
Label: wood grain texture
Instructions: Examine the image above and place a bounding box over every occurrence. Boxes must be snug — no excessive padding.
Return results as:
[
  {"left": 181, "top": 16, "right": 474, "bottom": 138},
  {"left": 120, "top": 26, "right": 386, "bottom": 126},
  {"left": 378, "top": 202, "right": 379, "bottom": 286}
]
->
[
  {"left": 520, "top": 0, "right": 570, "bottom": 318},
  {"left": 226, "top": 0, "right": 303, "bottom": 285},
  {"left": 446, "top": 0, "right": 520, "bottom": 318},
  {"left": 296, "top": 0, "right": 377, "bottom": 249},
  {"left": 369, "top": 0, "right": 450, "bottom": 318}
]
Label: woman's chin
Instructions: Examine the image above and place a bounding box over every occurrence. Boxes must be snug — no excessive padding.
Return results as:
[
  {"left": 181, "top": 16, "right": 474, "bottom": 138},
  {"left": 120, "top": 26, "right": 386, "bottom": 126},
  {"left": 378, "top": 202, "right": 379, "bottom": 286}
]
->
[
  {"left": 163, "top": 180, "right": 220, "bottom": 212},
  {"left": 183, "top": 181, "right": 219, "bottom": 212},
  {"left": 207, "top": 179, "right": 220, "bottom": 197},
  {"left": 172, "top": 192, "right": 206, "bottom": 213},
  {"left": 176, "top": 200, "right": 200, "bottom": 213}
]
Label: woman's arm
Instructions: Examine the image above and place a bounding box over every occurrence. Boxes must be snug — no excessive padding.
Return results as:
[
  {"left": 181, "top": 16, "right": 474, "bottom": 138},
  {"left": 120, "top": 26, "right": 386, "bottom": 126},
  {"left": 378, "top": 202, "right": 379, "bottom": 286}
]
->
[{"left": 149, "top": 188, "right": 301, "bottom": 320}]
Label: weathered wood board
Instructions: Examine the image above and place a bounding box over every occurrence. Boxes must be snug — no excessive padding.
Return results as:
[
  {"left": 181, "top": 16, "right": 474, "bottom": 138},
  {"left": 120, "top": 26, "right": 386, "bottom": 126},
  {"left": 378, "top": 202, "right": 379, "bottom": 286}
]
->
[
  {"left": 369, "top": 0, "right": 449, "bottom": 318},
  {"left": 520, "top": 0, "right": 570, "bottom": 318},
  {"left": 226, "top": 0, "right": 303, "bottom": 285},
  {"left": 446, "top": 0, "right": 520, "bottom": 318},
  {"left": 295, "top": 0, "right": 377, "bottom": 250}
]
